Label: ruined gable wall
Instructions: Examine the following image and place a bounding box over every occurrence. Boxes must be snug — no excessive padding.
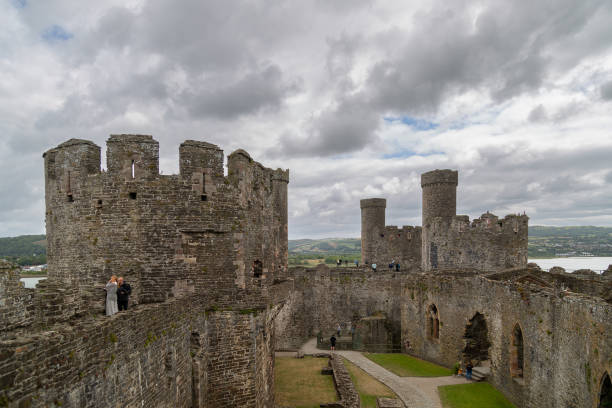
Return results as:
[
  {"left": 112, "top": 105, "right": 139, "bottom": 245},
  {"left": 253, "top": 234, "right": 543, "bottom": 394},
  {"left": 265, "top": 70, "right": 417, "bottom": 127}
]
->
[
  {"left": 274, "top": 266, "right": 404, "bottom": 350},
  {"left": 401, "top": 274, "right": 611, "bottom": 408}
]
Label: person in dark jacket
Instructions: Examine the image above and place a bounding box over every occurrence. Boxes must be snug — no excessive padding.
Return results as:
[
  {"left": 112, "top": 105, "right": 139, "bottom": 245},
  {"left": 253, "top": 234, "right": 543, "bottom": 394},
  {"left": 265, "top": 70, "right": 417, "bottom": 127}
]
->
[
  {"left": 117, "top": 277, "right": 132, "bottom": 311},
  {"left": 330, "top": 335, "right": 337, "bottom": 351}
]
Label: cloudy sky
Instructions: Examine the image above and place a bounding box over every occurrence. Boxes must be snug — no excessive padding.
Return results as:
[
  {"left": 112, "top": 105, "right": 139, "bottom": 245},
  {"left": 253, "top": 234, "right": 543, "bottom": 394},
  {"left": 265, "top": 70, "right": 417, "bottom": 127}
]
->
[{"left": 1, "top": 0, "right": 612, "bottom": 239}]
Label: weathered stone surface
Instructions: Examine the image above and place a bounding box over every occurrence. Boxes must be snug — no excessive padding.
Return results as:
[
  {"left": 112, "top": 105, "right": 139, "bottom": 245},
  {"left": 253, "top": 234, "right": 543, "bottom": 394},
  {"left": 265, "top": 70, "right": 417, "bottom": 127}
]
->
[{"left": 1, "top": 135, "right": 289, "bottom": 408}]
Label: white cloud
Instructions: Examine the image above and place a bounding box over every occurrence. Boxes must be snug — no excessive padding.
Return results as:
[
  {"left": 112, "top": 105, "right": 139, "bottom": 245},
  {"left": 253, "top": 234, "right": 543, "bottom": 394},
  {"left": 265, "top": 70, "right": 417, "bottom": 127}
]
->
[{"left": 1, "top": 0, "right": 612, "bottom": 239}]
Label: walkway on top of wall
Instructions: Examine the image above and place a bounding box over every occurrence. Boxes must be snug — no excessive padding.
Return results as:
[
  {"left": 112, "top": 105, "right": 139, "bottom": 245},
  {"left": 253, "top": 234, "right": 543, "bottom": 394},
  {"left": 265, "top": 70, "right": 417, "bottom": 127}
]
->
[{"left": 298, "top": 338, "right": 470, "bottom": 408}]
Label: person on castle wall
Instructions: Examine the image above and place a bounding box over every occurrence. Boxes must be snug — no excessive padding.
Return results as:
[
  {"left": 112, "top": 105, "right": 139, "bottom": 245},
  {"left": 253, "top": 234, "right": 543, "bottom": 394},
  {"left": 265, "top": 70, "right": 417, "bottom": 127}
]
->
[
  {"left": 396, "top": 262, "right": 400, "bottom": 272},
  {"left": 372, "top": 263, "right": 377, "bottom": 272},
  {"left": 330, "top": 334, "right": 337, "bottom": 351},
  {"left": 354, "top": 259, "right": 359, "bottom": 268},
  {"left": 105, "top": 275, "right": 118, "bottom": 316},
  {"left": 337, "top": 323, "right": 342, "bottom": 336},
  {"left": 389, "top": 260, "right": 394, "bottom": 270},
  {"left": 117, "top": 277, "right": 132, "bottom": 311}
]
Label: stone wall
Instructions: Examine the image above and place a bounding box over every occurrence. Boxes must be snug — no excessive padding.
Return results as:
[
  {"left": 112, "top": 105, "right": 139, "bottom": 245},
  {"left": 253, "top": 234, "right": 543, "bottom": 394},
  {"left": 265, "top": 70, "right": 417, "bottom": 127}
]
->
[
  {"left": 274, "top": 266, "right": 404, "bottom": 351},
  {"left": 421, "top": 213, "right": 529, "bottom": 272},
  {"left": 0, "top": 260, "right": 34, "bottom": 331},
  {"left": 0, "top": 295, "right": 277, "bottom": 408},
  {"left": 401, "top": 273, "right": 611, "bottom": 408}
]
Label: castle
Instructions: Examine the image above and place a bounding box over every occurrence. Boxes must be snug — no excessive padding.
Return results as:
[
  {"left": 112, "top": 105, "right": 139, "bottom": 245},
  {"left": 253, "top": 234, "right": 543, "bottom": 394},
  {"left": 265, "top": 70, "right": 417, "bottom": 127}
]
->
[
  {"left": 0, "top": 136, "right": 610, "bottom": 408},
  {"left": 1, "top": 135, "right": 291, "bottom": 407}
]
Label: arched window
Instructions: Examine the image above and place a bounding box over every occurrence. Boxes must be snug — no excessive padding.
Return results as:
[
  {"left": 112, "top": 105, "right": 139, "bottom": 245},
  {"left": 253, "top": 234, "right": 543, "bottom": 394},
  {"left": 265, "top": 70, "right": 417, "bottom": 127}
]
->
[
  {"left": 253, "top": 259, "right": 263, "bottom": 278},
  {"left": 600, "top": 372, "right": 612, "bottom": 408},
  {"left": 510, "top": 324, "right": 524, "bottom": 379},
  {"left": 427, "top": 304, "right": 440, "bottom": 340}
]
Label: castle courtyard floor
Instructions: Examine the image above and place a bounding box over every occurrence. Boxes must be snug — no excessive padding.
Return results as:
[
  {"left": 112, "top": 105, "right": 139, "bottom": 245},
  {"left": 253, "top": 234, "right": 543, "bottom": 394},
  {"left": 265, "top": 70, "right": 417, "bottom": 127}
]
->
[{"left": 298, "top": 338, "right": 470, "bottom": 408}]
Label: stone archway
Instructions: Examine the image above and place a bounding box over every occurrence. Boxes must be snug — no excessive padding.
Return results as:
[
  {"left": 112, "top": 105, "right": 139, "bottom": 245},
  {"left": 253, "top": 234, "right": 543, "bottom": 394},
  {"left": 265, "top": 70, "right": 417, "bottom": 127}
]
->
[
  {"left": 510, "top": 324, "right": 524, "bottom": 379},
  {"left": 462, "top": 312, "right": 490, "bottom": 365},
  {"left": 427, "top": 304, "right": 440, "bottom": 341},
  {"left": 600, "top": 372, "right": 612, "bottom": 408}
]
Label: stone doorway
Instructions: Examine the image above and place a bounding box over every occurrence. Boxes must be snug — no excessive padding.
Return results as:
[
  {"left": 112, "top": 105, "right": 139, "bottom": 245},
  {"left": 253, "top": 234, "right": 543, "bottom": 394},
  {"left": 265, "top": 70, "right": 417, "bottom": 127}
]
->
[
  {"left": 462, "top": 312, "right": 490, "bottom": 365},
  {"left": 510, "top": 324, "right": 524, "bottom": 380},
  {"left": 600, "top": 372, "right": 612, "bottom": 408}
]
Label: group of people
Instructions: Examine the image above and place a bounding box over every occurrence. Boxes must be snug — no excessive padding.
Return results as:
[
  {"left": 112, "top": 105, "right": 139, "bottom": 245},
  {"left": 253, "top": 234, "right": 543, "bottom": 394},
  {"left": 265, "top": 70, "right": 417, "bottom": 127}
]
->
[
  {"left": 105, "top": 275, "right": 132, "bottom": 316},
  {"left": 364, "top": 260, "right": 400, "bottom": 272},
  {"left": 335, "top": 259, "right": 360, "bottom": 267}
]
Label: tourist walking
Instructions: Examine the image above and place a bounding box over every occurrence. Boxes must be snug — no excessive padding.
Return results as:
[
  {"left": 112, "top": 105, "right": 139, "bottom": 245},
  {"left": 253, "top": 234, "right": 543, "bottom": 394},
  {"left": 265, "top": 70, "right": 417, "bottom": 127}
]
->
[
  {"left": 372, "top": 263, "right": 377, "bottom": 272},
  {"left": 354, "top": 259, "right": 359, "bottom": 267},
  {"left": 330, "top": 334, "right": 337, "bottom": 351},
  {"left": 466, "top": 361, "right": 473, "bottom": 380},
  {"left": 117, "top": 277, "right": 132, "bottom": 311},
  {"left": 105, "top": 275, "right": 119, "bottom": 316},
  {"left": 337, "top": 323, "right": 342, "bottom": 336},
  {"left": 395, "top": 262, "right": 400, "bottom": 271}
]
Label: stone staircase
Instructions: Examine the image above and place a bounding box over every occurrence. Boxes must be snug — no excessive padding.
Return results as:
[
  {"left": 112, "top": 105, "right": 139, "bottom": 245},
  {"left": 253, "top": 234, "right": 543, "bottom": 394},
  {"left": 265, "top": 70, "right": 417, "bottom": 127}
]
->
[{"left": 471, "top": 366, "right": 490, "bottom": 381}]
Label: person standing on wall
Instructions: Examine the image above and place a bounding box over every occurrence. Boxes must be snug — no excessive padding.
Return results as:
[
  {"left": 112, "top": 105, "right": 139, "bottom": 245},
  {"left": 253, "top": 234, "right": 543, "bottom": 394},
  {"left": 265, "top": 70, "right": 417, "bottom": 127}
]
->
[
  {"left": 105, "top": 275, "right": 118, "bottom": 316},
  {"left": 372, "top": 263, "right": 377, "bottom": 272},
  {"left": 117, "top": 277, "right": 132, "bottom": 311},
  {"left": 330, "top": 334, "right": 337, "bottom": 351}
]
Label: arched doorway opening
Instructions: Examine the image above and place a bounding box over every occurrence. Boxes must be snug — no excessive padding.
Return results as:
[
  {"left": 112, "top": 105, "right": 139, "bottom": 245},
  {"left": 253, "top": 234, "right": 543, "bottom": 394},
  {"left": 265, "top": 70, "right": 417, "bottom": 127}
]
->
[
  {"left": 510, "top": 324, "right": 524, "bottom": 379},
  {"left": 463, "top": 312, "right": 490, "bottom": 365},
  {"left": 600, "top": 372, "right": 612, "bottom": 408},
  {"left": 427, "top": 304, "right": 440, "bottom": 341}
]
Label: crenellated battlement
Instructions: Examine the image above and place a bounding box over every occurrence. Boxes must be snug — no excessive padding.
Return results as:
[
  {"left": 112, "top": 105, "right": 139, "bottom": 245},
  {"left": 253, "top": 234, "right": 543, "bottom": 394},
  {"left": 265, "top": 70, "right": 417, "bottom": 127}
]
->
[{"left": 43, "top": 134, "right": 289, "bottom": 305}]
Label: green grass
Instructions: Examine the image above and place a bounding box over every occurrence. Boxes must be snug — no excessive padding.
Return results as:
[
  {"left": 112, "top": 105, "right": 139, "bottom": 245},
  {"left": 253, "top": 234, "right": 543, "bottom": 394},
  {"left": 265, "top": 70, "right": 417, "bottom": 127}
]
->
[
  {"left": 439, "top": 382, "right": 516, "bottom": 408},
  {"left": 275, "top": 356, "right": 337, "bottom": 408},
  {"left": 364, "top": 353, "right": 453, "bottom": 377},
  {"left": 343, "top": 358, "right": 397, "bottom": 407}
]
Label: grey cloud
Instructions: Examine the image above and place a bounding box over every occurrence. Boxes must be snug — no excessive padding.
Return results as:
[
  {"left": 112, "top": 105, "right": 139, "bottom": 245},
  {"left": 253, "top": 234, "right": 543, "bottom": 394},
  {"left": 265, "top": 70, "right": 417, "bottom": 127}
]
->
[
  {"left": 185, "top": 65, "right": 301, "bottom": 119},
  {"left": 528, "top": 105, "right": 548, "bottom": 122},
  {"left": 601, "top": 80, "right": 612, "bottom": 100},
  {"left": 277, "top": 100, "right": 379, "bottom": 157}
]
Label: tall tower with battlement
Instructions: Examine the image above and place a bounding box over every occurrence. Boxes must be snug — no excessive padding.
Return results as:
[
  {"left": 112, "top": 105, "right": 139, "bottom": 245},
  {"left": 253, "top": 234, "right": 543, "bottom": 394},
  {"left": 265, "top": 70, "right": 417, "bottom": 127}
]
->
[
  {"left": 360, "top": 198, "right": 386, "bottom": 265},
  {"left": 43, "top": 134, "right": 289, "bottom": 305},
  {"left": 421, "top": 169, "right": 458, "bottom": 225}
]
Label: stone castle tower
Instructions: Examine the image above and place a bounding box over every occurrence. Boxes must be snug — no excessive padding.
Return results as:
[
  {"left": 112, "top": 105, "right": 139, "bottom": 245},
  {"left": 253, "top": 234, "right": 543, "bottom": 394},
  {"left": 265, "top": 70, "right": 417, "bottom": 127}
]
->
[{"left": 360, "top": 169, "right": 528, "bottom": 272}]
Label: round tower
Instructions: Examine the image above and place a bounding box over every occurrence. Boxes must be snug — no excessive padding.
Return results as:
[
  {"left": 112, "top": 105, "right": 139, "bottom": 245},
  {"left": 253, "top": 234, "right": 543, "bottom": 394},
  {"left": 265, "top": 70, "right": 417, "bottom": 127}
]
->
[
  {"left": 421, "top": 169, "right": 458, "bottom": 225},
  {"left": 360, "top": 198, "right": 386, "bottom": 265}
]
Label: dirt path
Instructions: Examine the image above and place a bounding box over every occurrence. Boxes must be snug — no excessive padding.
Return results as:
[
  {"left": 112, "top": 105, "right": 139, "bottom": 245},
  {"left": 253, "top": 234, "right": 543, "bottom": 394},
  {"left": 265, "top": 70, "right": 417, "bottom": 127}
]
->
[{"left": 299, "top": 338, "right": 469, "bottom": 408}]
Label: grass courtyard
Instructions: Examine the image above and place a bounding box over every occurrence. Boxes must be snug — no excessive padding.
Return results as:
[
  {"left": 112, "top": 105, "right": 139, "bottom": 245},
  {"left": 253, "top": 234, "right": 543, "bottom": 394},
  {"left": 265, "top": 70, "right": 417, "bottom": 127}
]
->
[
  {"left": 364, "top": 353, "right": 453, "bottom": 377},
  {"left": 274, "top": 356, "right": 336, "bottom": 408},
  {"left": 438, "top": 382, "right": 516, "bottom": 408},
  {"left": 343, "top": 358, "right": 397, "bottom": 407}
]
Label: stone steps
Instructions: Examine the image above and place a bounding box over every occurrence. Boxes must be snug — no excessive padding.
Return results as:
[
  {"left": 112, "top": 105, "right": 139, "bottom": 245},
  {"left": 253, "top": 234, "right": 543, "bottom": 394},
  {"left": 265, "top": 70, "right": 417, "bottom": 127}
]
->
[{"left": 471, "top": 366, "right": 490, "bottom": 381}]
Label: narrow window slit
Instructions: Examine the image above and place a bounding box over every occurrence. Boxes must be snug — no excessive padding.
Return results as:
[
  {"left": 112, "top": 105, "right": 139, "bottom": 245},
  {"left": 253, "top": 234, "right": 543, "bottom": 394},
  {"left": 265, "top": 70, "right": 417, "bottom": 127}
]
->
[{"left": 131, "top": 160, "right": 135, "bottom": 179}]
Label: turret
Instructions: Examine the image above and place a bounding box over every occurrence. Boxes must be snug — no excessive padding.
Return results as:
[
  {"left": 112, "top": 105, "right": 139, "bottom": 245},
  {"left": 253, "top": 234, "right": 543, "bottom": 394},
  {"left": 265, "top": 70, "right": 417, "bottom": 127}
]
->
[
  {"left": 360, "top": 198, "right": 386, "bottom": 265},
  {"left": 421, "top": 169, "right": 458, "bottom": 225},
  {"left": 106, "top": 134, "right": 159, "bottom": 180}
]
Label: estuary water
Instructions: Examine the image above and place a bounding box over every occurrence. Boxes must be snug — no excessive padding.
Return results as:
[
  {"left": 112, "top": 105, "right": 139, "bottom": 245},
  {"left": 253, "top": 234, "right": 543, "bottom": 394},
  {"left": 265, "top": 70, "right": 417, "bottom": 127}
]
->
[
  {"left": 528, "top": 257, "right": 612, "bottom": 273},
  {"left": 20, "top": 277, "right": 46, "bottom": 288}
]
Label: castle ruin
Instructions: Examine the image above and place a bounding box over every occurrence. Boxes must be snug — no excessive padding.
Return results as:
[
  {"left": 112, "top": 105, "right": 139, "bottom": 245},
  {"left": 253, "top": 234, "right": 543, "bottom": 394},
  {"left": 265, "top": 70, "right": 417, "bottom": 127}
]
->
[{"left": 0, "top": 139, "right": 610, "bottom": 408}]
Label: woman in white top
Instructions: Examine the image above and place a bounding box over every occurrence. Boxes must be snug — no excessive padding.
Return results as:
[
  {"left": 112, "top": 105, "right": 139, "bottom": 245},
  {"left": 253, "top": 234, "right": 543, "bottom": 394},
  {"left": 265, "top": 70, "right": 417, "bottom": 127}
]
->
[{"left": 105, "top": 275, "right": 119, "bottom": 316}]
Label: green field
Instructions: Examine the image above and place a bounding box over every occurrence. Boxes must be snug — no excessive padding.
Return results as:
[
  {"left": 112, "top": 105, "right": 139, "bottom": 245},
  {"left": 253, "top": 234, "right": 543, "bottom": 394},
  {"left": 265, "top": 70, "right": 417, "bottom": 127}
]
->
[
  {"left": 439, "top": 382, "right": 516, "bottom": 408},
  {"left": 343, "top": 358, "right": 397, "bottom": 407},
  {"left": 364, "top": 353, "right": 453, "bottom": 377}
]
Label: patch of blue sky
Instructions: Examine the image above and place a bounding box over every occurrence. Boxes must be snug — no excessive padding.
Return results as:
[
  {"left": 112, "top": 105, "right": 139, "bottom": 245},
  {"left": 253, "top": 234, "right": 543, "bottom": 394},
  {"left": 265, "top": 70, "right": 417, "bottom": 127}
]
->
[
  {"left": 11, "top": 0, "right": 27, "bottom": 8},
  {"left": 42, "top": 25, "right": 73, "bottom": 42},
  {"left": 383, "top": 116, "right": 439, "bottom": 131},
  {"left": 383, "top": 150, "right": 445, "bottom": 159}
]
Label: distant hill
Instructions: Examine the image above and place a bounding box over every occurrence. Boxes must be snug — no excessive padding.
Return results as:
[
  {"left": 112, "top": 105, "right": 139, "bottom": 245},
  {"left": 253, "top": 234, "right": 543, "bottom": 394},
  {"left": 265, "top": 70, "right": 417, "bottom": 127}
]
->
[
  {"left": 289, "top": 238, "right": 360, "bottom": 254},
  {"left": 0, "top": 234, "right": 46, "bottom": 266}
]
